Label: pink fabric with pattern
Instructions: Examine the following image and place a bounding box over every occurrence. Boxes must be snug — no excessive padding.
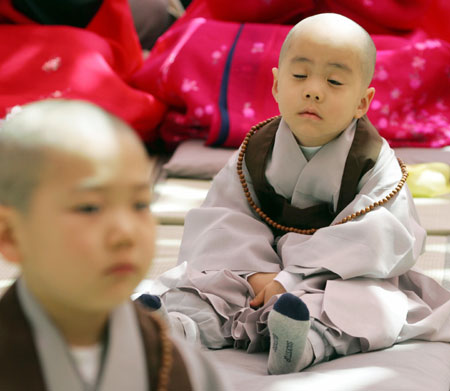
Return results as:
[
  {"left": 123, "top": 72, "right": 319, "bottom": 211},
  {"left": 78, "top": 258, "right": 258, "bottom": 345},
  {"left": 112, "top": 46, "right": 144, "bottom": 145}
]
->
[
  {"left": 131, "top": 0, "right": 450, "bottom": 148},
  {"left": 371, "top": 32, "right": 450, "bottom": 147},
  {"left": 131, "top": 19, "right": 289, "bottom": 148}
]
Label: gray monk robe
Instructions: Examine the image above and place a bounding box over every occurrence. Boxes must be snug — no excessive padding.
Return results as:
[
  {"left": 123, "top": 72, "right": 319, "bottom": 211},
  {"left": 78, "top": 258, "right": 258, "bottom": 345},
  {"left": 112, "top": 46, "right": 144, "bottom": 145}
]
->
[
  {"left": 160, "top": 116, "right": 450, "bottom": 354},
  {"left": 0, "top": 279, "right": 228, "bottom": 391}
]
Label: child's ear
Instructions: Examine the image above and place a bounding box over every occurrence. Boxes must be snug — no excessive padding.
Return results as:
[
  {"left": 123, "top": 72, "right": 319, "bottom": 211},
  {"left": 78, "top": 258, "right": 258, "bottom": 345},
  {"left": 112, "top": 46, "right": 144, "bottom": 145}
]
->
[
  {"left": 0, "top": 206, "right": 23, "bottom": 264},
  {"left": 355, "top": 87, "right": 375, "bottom": 119},
  {"left": 272, "top": 67, "right": 279, "bottom": 103}
]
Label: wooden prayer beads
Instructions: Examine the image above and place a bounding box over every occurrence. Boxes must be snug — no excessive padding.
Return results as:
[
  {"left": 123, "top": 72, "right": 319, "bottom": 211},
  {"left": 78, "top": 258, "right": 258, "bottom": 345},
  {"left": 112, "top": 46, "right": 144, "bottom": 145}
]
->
[
  {"left": 153, "top": 314, "right": 172, "bottom": 391},
  {"left": 237, "top": 117, "right": 409, "bottom": 235}
]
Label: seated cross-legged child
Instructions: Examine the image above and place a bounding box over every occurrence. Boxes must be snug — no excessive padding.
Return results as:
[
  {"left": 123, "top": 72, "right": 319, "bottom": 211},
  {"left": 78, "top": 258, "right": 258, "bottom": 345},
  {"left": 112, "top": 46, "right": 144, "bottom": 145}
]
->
[
  {"left": 141, "top": 13, "right": 450, "bottom": 375},
  {"left": 0, "top": 99, "right": 229, "bottom": 390}
]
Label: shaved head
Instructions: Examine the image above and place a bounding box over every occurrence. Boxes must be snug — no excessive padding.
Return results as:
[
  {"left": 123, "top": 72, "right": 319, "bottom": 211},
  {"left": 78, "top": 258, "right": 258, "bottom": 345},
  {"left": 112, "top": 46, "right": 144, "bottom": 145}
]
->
[
  {"left": 278, "top": 13, "right": 376, "bottom": 87},
  {"left": 0, "top": 99, "right": 142, "bottom": 212}
]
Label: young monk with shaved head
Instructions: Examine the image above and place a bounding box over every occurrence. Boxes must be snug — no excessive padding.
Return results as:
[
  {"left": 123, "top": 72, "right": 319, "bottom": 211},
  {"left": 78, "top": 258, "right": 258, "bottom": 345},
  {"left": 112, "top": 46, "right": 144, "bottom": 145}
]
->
[
  {"left": 273, "top": 12, "right": 376, "bottom": 148},
  {"left": 0, "top": 99, "right": 229, "bottom": 390},
  {"left": 142, "top": 13, "right": 450, "bottom": 375}
]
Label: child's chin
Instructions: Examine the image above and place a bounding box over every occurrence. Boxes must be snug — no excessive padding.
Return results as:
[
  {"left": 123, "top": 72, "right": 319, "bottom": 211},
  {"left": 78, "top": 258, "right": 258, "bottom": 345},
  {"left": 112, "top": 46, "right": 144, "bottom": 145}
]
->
[{"left": 97, "top": 289, "right": 136, "bottom": 309}]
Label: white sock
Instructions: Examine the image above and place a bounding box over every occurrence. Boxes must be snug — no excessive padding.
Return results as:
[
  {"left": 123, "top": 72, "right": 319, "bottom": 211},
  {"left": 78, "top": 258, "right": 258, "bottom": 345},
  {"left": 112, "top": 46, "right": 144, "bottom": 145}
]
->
[
  {"left": 136, "top": 294, "right": 200, "bottom": 344},
  {"left": 267, "top": 293, "right": 313, "bottom": 375}
]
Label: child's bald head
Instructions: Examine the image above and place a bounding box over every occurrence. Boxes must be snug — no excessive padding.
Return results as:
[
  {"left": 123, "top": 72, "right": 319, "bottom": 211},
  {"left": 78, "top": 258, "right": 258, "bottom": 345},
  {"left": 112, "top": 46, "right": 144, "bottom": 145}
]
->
[
  {"left": 278, "top": 13, "right": 376, "bottom": 88},
  {"left": 0, "top": 99, "right": 143, "bottom": 213},
  {"left": 0, "top": 99, "right": 155, "bottom": 321}
]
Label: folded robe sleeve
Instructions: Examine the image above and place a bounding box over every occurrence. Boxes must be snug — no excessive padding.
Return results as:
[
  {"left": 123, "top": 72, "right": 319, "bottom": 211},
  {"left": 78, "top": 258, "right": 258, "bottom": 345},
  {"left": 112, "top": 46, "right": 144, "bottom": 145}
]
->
[{"left": 178, "top": 151, "right": 282, "bottom": 274}]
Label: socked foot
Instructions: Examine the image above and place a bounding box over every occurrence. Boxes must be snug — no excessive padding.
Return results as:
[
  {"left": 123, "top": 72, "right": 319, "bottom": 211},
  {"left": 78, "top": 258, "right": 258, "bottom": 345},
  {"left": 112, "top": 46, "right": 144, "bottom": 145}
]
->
[{"left": 267, "top": 293, "right": 313, "bottom": 374}]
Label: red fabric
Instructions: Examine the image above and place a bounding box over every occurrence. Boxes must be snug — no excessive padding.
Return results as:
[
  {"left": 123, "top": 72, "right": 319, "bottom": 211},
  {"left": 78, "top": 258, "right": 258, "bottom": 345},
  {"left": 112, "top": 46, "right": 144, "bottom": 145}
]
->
[
  {"left": 201, "top": 0, "right": 315, "bottom": 24},
  {"left": 132, "top": 5, "right": 450, "bottom": 148},
  {"left": 420, "top": 0, "right": 450, "bottom": 42},
  {"left": 323, "top": 0, "right": 430, "bottom": 34},
  {"left": 0, "top": 0, "right": 166, "bottom": 142},
  {"left": 181, "top": 0, "right": 430, "bottom": 34}
]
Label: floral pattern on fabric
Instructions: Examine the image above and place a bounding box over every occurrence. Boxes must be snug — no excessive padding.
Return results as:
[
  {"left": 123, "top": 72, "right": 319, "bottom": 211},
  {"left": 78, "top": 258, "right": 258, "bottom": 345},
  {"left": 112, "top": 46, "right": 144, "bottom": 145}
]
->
[
  {"left": 132, "top": 7, "right": 450, "bottom": 149},
  {"left": 368, "top": 32, "right": 450, "bottom": 147},
  {"left": 41, "top": 57, "right": 62, "bottom": 72}
]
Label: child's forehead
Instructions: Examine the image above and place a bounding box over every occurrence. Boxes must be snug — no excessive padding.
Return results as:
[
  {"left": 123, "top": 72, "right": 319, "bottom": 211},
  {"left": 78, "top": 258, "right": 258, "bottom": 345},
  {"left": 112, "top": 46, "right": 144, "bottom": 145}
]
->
[
  {"left": 42, "top": 134, "right": 150, "bottom": 190},
  {"left": 285, "top": 28, "right": 366, "bottom": 71}
]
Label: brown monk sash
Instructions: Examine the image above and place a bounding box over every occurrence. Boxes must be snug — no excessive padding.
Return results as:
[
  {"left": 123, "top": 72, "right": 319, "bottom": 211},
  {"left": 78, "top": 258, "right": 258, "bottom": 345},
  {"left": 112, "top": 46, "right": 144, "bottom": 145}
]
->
[
  {"left": 244, "top": 116, "right": 383, "bottom": 234},
  {"left": 0, "top": 284, "right": 192, "bottom": 391}
]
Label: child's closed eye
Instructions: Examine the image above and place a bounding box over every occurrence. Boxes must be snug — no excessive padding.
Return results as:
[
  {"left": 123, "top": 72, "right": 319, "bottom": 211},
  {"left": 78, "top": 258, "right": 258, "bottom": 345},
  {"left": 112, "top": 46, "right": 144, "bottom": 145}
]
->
[
  {"left": 293, "top": 74, "right": 307, "bottom": 79},
  {"left": 328, "top": 79, "right": 343, "bottom": 86}
]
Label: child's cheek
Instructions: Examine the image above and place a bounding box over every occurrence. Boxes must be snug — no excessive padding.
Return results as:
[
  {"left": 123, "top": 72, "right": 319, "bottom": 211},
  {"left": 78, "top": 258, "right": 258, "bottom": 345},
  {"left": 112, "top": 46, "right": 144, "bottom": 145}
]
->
[
  {"left": 138, "top": 217, "right": 157, "bottom": 264},
  {"left": 59, "top": 215, "right": 101, "bottom": 257}
]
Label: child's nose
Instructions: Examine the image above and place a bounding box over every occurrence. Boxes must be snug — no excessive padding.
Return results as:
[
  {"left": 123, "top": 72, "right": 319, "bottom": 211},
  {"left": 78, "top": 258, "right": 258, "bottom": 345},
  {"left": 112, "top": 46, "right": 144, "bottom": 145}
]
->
[
  {"left": 303, "top": 81, "right": 323, "bottom": 102},
  {"left": 106, "top": 211, "right": 136, "bottom": 249},
  {"left": 304, "top": 92, "right": 321, "bottom": 102}
]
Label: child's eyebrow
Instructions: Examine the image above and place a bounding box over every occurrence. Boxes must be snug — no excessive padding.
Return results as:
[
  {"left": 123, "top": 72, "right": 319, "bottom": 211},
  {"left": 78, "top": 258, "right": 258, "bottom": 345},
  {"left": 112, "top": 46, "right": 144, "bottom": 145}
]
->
[
  {"left": 291, "top": 56, "right": 312, "bottom": 64},
  {"left": 290, "top": 56, "right": 353, "bottom": 73},
  {"left": 327, "top": 62, "right": 353, "bottom": 73},
  {"left": 72, "top": 182, "right": 151, "bottom": 193}
]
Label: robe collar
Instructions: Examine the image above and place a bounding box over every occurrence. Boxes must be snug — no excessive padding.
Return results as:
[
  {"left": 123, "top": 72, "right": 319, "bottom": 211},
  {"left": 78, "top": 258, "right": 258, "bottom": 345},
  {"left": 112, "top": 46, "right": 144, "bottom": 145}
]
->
[
  {"left": 16, "top": 278, "right": 148, "bottom": 391},
  {"left": 245, "top": 116, "right": 382, "bottom": 234},
  {"left": 266, "top": 118, "right": 357, "bottom": 209}
]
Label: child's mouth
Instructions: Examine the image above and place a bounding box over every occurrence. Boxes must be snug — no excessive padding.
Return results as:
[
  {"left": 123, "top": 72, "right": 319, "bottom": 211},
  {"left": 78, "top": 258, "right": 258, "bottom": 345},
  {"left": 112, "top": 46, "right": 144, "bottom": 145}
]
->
[
  {"left": 299, "top": 110, "right": 321, "bottom": 120},
  {"left": 106, "top": 263, "right": 137, "bottom": 275}
]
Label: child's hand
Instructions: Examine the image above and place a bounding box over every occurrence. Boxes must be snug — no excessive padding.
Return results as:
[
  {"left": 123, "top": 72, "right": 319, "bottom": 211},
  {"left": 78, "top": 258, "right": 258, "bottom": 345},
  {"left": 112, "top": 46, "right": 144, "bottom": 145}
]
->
[
  {"left": 250, "top": 280, "right": 286, "bottom": 308},
  {"left": 248, "top": 272, "right": 278, "bottom": 296}
]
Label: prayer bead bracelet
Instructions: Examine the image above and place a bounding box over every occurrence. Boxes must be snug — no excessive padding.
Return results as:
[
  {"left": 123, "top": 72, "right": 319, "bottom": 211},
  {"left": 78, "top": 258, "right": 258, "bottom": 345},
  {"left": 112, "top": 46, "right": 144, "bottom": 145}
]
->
[{"left": 236, "top": 116, "right": 409, "bottom": 235}]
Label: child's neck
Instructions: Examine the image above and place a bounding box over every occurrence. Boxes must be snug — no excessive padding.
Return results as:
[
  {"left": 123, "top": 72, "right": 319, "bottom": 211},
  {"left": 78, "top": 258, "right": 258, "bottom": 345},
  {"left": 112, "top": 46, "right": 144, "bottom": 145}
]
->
[
  {"left": 49, "top": 308, "right": 109, "bottom": 346},
  {"left": 27, "top": 286, "right": 109, "bottom": 346}
]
